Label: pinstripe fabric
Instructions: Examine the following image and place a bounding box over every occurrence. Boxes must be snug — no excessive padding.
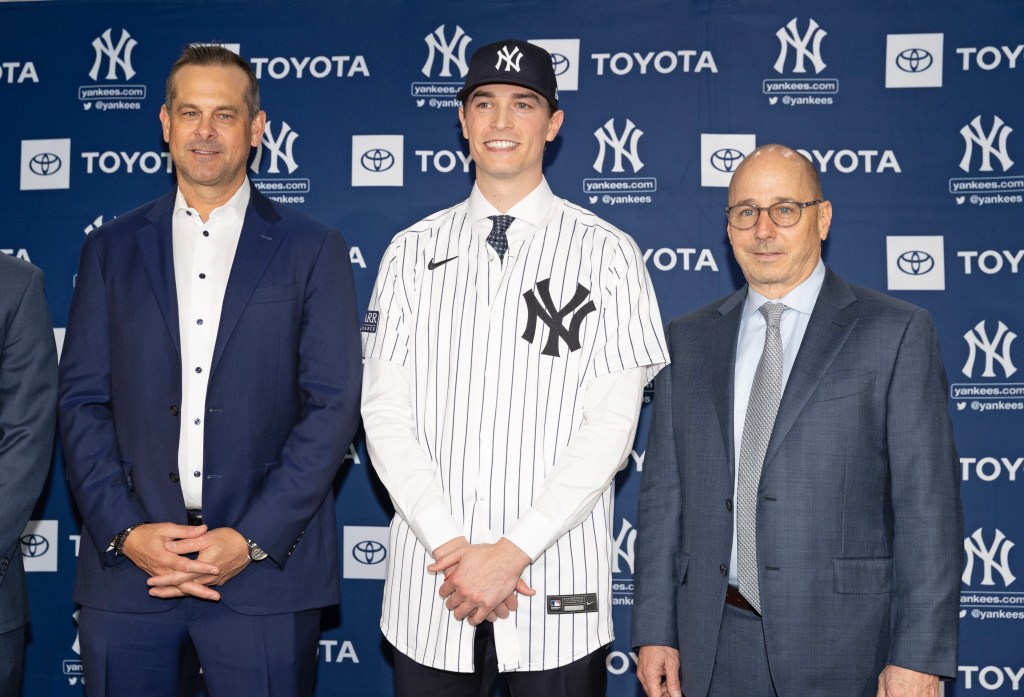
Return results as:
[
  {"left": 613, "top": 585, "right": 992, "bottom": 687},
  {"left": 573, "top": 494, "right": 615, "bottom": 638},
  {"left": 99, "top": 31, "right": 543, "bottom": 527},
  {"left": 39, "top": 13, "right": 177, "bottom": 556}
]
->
[{"left": 362, "top": 180, "right": 667, "bottom": 672}]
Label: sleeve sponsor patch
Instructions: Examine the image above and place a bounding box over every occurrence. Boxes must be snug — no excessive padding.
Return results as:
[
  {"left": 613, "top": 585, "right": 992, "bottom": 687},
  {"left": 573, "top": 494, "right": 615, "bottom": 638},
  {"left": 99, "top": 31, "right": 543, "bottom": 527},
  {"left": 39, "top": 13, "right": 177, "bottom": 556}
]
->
[{"left": 361, "top": 310, "right": 379, "bottom": 334}]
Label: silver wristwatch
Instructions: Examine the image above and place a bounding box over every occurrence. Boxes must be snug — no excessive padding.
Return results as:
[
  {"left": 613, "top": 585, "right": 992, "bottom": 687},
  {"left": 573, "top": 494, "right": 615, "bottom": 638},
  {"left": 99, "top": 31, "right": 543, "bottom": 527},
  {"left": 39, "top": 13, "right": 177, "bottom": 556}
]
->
[{"left": 247, "top": 538, "right": 269, "bottom": 562}]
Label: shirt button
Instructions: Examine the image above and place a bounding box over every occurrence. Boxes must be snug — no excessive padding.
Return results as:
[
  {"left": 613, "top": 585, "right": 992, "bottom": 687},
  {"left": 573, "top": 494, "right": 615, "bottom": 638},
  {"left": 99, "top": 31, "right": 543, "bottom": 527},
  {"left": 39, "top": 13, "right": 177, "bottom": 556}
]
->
[
  {"left": 194, "top": 418, "right": 201, "bottom": 425},
  {"left": 199, "top": 273, "right": 206, "bottom": 279},
  {"left": 196, "top": 319, "right": 203, "bottom": 325},
  {"left": 725, "top": 498, "right": 733, "bottom": 511},
  {"left": 720, "top": 564, "right": 728, "bottom": 576},
  {"left": 169, "top": 405, "right": 179, "bottom": 416},
  {"left": 193, "top": 471, "right": 201, "bottom": 478},
  {"left": 195, "top": 367, "right": 202, "bottom": 373},
  {"left": 202, "top": 231, "right": 210, "bottom": 237},
  {"left": 169, "top": 472, "right": 179, "bottom": 483},
  {"left": 185, "top": 211, "right": 192, "bottom": 217}
]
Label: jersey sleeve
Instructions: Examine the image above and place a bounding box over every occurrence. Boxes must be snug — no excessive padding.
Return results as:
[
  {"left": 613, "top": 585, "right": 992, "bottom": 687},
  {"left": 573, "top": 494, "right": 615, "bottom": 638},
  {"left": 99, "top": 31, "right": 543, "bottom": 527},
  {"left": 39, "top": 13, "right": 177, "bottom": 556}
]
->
[
  {"left": 591, "top": 235, "right": 668, "bottom": 383},
  {"left": 362, "top": 237, "right": 410, "bottom": 366}
]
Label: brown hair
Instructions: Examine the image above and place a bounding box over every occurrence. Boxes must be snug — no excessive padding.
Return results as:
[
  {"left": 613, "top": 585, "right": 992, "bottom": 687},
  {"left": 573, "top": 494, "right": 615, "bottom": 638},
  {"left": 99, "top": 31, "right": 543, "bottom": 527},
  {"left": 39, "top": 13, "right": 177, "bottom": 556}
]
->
[{"left": 165, "top": 44, "right": 260, "bottom": 119}]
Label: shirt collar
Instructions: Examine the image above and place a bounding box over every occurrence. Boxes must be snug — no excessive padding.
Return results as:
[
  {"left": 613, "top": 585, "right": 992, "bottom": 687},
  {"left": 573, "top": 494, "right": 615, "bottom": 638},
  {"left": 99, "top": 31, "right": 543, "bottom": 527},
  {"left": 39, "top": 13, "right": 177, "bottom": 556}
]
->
[
  {"left": 465, "top": 177, "right": 554, "bottom": 231},
  {"left": 173, "top": 178, "right": 252, "bottom": 222},
  {"left": 741, "top": 259, "right": 826, "bottom": 321}
]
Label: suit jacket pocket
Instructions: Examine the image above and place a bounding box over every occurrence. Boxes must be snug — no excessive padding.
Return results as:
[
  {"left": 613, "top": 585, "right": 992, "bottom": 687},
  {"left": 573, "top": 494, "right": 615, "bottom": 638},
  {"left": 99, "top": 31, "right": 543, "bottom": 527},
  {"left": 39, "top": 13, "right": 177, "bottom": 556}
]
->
[
  {"left": 250, "top": 283, "right": 300, "bottom": 305},
  {"left": 810, "top": 371, "right": 876, "bottom": 402},
  {"left": 676, "top": 552, "right": 690, "bottom": 585},
  {"left": 833, "top": 556, "right": 892, "bottom": 593}
]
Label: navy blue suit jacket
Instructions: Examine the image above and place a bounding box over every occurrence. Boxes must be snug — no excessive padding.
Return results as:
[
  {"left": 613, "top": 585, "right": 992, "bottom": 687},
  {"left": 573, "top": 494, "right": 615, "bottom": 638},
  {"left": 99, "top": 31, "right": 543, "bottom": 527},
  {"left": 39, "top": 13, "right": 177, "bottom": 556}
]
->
[
  {"left": 58, "top": 186, "right": 361, "bottom": 614},
  {"left": 633, "top": 270, "right": 962, "bottom": 697}
]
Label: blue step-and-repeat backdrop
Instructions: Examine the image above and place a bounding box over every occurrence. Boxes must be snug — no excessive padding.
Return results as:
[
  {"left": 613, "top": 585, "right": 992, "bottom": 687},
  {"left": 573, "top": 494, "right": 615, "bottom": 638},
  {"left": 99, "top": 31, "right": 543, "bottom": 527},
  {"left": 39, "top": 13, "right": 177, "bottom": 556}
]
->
[{"left": 4, "top": 0, "right": 1023, "bottom": 694}]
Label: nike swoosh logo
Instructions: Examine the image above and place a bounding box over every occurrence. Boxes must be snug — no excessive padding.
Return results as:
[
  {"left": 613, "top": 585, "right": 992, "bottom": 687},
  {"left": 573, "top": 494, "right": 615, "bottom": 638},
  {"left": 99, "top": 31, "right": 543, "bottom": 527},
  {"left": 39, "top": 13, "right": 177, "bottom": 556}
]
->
[{"left": 427, "top": 256, "right": 458, "bottom": 270}]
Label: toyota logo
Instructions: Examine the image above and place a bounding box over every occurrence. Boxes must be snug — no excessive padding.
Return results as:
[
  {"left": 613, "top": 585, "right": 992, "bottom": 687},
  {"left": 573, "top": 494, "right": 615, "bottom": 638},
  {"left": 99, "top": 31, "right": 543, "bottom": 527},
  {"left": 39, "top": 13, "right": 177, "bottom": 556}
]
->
[
  {"left": 710, "top": 148, "right": 745, "bottom": 173},
  {"left": 29, "top": 152, "right": 63, "bottom": 176},
  {"left": 352, "top": 540, "right": 387, "bottom": 565},
  {"left": 896, "top": 250, "right": 935, "bottom": 275},
  {"left": 550, "top": 53, "right": 570, "bottom": 76},
  {"left": 360, "top": 149, "right": 394, "bottom": 173},
  {"left": 20, "top": 534, "right": 50, "bottom": 558},
  {"left": 896, "top": 48, "right": 933, "bottom": 73}
]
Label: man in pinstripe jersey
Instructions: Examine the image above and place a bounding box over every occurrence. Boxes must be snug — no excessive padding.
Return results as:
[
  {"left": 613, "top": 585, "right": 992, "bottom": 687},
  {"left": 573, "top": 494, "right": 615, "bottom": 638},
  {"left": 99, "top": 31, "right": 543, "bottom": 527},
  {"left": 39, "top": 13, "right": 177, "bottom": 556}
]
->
[{"left": 361, "top": 39, "right": 668, "bottom": 696}]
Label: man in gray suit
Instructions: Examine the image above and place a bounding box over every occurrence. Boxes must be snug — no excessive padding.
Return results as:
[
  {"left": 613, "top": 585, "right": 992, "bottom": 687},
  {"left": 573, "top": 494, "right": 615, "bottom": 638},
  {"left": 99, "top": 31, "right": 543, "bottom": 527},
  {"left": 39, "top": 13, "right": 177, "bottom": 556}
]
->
[
  {"left": 632, "top": 144, "right": 962, "bottom": 697},
  {"left": 0, "top": 254, "right": 57, "bottom": 694}
]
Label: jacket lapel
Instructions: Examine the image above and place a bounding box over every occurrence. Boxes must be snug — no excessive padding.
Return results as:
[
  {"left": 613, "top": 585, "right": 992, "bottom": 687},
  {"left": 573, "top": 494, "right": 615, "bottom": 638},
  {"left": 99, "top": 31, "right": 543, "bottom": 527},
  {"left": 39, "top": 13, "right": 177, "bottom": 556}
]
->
[
  {"left": 708, "top": 288, "right": 745, "bottom": 478},
  {"left": 762, "top": 269, "right": 859, "bottom": 471},
  {"left": 211, "top": 187, "right": 284, "bottom": 374},
  {"left": 135, "top": 189, "right": 181, "bottom": 357}
]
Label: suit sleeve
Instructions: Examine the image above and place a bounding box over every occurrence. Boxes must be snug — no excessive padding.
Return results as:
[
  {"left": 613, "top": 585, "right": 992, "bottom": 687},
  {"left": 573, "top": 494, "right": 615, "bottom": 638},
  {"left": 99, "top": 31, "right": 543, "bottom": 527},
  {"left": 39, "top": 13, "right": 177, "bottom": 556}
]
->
[
  {"left": 885, "top": 308, "right": 963, "bottom": 678},
  {"left": 0, "top": 267, "right": 57, "bottom": 583},
  {"left": 632, "top": 322, "right": 682, "bottom": 649},
  {"left": 59, "top": 236, "right": 150, "bottom": 559},
  {"left": 233, "top": 229, "right": 362, "bottom": 566}
]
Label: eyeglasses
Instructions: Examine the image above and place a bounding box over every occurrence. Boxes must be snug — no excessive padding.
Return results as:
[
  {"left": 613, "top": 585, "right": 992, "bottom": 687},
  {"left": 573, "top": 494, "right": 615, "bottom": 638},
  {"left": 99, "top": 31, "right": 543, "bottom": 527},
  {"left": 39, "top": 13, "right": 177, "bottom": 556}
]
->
[{"left": 725, "top": 200, "right": 822, "bottom": 229}]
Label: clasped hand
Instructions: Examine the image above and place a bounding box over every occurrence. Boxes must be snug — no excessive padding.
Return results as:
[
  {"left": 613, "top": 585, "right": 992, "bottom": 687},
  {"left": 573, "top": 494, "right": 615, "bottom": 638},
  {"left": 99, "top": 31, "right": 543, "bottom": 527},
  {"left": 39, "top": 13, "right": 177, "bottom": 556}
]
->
[
  {"left": 120, "top": 523, "right": 252, "bottom": 601},
  {"left": 428, "top": 537, "right": 534, "bottom": 625}
]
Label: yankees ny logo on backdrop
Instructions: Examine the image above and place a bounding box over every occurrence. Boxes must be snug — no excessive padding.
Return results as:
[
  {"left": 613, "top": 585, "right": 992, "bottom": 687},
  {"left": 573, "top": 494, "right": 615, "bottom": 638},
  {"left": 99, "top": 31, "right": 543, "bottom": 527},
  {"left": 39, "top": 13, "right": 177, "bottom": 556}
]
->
[{"left": 522, "top": 279, "right": 596, "bottom": 357}]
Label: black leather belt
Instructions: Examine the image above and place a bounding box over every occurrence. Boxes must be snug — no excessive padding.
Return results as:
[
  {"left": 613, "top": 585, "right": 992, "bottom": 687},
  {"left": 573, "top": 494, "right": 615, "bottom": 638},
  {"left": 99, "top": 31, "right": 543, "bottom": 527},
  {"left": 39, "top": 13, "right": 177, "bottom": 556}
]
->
[
  {"left": 725, "top": 585, "right": 759, "bottom": 614},
  {"left": 186, "top": 508, "right": 203, "bottom": 526}
]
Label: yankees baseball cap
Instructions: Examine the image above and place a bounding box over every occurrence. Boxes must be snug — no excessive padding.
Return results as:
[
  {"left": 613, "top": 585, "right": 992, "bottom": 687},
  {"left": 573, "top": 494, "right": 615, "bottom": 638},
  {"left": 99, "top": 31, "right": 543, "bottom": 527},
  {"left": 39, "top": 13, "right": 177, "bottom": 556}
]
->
[{"left": 457, "top": 39, "right": 559, "bottom": 110}]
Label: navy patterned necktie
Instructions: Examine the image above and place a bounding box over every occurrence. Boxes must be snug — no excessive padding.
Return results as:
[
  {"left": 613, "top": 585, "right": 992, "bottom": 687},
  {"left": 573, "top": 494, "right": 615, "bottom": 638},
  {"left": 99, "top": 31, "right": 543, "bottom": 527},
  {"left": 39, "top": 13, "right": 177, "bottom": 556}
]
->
[
  {"left": 736, "top": 301, "right": 787, "bottom": 614},
  {"left": 486, "top": 215, "right": 513, "bottom": 261}
]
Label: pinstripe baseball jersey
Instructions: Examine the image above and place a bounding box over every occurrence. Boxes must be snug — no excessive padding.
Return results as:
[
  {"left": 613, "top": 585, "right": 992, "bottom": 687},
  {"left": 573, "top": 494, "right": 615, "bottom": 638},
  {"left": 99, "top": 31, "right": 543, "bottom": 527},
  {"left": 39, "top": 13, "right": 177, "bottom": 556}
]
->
[{"left": 362, "top": 179, "right": 667, "bottom": 672}]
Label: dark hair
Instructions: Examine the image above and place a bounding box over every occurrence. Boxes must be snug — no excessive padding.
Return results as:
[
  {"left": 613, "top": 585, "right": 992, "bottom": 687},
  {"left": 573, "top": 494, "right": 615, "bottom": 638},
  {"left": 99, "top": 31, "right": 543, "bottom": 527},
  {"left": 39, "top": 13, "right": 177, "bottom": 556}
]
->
[{"left": 165, "top": 44, "right": 260, "bottom": 119}]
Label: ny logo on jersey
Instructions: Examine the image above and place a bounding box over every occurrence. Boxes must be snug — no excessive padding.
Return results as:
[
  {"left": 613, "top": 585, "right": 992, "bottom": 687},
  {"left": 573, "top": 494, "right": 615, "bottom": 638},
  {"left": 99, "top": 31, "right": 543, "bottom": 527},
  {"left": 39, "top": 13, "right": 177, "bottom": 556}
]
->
[
  {"left": 774, "top": 17, "right": 827, "bottom": 74},
  {"left": 422, "top": 24, "right": 472, "bottom": 78},
  {"left": 251, "top": 120, "right": 300, "bottom": 174},
  {"left": 959, "top": 115, "right": 1014, "bottom": 173},
  {"left": 521, "top": 279, "right": 596, "bottom": 357},
  {"left": 495, "top": 44, "right": 523, "bottom": 72},
  {"left": 89, "top": 28, "right": 137, "bottom": 81}
]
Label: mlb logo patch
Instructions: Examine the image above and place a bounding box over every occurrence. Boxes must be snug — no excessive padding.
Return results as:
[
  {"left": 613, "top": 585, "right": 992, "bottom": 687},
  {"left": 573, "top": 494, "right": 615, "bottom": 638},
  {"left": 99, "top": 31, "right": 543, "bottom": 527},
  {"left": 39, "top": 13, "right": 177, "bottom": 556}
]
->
[{"left": 549, "top": 598, "right": 562, "bottom": 609}]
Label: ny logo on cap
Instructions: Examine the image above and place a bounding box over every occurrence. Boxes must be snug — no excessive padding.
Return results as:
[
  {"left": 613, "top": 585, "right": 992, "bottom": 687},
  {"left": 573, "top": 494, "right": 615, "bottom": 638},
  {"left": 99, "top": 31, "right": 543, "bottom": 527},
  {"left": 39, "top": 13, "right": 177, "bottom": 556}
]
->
[{"left": 495, "top": 45, "right": 523, "bottom": 72}]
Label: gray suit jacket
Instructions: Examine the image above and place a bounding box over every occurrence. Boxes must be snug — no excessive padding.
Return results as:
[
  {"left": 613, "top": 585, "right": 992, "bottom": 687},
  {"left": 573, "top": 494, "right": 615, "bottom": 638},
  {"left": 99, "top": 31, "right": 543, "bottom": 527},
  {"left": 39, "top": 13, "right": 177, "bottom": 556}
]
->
[
  {"left": 0, "top": 254, "right": 57, "bottom": 634},
  {"left": 632, "top": 269, "right": 962, "bottom": 697}
]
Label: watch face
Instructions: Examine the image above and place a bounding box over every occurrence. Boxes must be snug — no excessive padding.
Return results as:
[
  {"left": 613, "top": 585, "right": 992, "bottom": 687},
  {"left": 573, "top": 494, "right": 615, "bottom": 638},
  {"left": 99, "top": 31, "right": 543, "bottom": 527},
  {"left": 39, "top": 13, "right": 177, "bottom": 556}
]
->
[{"left": 248, "top": 541, "right": 268, "bottom": 561}]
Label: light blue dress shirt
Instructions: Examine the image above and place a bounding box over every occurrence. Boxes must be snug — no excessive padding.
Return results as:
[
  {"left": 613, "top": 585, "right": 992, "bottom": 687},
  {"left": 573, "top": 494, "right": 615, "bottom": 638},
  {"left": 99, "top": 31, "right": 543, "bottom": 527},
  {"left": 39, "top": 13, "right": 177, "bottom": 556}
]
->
[{"left": 728, "top": 260, "right": 826, "bottom": 586}]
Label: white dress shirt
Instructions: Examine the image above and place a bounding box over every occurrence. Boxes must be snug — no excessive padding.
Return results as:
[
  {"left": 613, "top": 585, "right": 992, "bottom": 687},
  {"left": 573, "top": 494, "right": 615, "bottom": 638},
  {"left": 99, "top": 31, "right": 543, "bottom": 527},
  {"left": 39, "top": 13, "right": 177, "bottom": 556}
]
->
[
  {"left": 729, "top": 259, "right": 826, "bottom": 586},
  {"left": 172, "top": 181, "right": 249, "bottom": 509}
]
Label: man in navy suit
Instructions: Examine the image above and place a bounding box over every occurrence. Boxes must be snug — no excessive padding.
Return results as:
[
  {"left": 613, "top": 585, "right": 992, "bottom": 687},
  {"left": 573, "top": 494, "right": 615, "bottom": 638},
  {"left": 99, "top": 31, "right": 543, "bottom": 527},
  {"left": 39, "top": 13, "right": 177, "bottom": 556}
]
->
[
  {"left": 633, "top": 145, "right": 962, "bottom": 697},
  {"left": 0, "top": 254, "right": 57, "bottom": 695},
  {"left": 59, "top": 45, "right": 361, "bottom": 696}
]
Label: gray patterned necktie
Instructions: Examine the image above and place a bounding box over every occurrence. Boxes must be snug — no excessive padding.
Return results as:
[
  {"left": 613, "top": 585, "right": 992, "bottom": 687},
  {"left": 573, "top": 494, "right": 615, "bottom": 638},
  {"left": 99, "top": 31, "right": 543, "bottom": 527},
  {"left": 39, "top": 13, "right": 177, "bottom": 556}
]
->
[
  {"left": 736, "top": 301, "right": 787, "bottom": 614},
  {"left": 487, "top": 215, "right": 513, "bottom": 261}
]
